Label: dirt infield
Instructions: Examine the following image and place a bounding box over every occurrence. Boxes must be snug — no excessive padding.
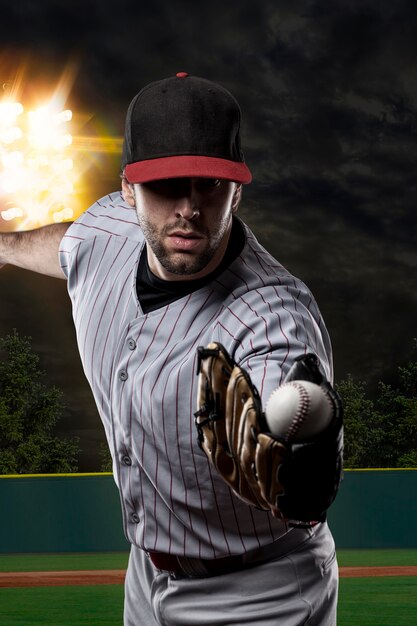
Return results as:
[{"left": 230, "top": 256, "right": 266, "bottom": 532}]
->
[
  {"left": 339, "top": 566, "right": 417, "bottom": 578},
  {"left": 1, "top": 567, "right": 417, "bottom": 587},
  {"left": 0, "top": 570, "right": 126, "bottom": 587}
]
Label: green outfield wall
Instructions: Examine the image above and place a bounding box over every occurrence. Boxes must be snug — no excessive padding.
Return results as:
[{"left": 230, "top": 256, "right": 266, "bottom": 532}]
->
[
  {"left": 0, "top": 473, "right": 129, "bottom": 553},
  {"left": 327, "top": 469, "right": 417, "bottom": 549},
  {"left": 0, "top": 469, "right": 416, "bottom": 553}
]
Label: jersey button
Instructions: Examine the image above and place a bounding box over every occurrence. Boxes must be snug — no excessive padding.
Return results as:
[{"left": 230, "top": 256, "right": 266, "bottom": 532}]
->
[
  {"left": 131, "top": 513, "right": 140, "bottom": 524},
  {"left": 122, "top": 455, "right": 132, "bottom": 466},
  {"left": 127, "top": 338, "right": 136, "bottom": 350},
  {"left": 119, "top": 369, "right": 128, "bottom": 381}
]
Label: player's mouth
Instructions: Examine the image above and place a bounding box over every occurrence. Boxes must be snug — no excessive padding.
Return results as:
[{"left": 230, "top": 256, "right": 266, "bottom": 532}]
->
[{"left": 167, "top": 231, "right": 205, "bottom": 251}]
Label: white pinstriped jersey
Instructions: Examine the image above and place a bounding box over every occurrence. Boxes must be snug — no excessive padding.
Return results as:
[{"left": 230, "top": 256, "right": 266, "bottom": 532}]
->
[{"left": 59, "top": 191, "right": 333, "bottom": 559}]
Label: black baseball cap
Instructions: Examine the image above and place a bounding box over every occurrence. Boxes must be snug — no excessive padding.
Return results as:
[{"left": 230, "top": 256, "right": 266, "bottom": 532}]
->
[{"left": 122, "top": 72, "right": 252, "bottom": 184}]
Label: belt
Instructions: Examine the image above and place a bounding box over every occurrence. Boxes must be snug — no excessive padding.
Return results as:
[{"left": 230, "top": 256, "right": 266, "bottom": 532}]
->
[{"left": 147, "top": 525, "right": 317, "bottom": 578}]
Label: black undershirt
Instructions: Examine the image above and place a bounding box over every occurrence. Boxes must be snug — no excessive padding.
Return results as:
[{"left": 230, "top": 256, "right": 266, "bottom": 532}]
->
[{"left": 136, "top": 218, "right": 245, "bottom": 313}]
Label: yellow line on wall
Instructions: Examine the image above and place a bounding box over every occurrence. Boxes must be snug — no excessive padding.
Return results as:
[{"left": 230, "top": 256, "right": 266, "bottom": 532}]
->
[
  {"left": 344, "top": 468, "right": 417, "bottom": 472},
  {"left": 0, "top": 472, "right": 114, "bottom": 479},
  {"left": 0, "top": 468, "right": 416, "bottom": 479}
]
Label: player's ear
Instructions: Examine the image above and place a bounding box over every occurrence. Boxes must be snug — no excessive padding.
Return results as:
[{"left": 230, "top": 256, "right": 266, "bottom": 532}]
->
[
  {"left": 121, "top": 175, "right": 136, "bottom": 207},
  {"left": 231, "top": 184, "right": 242, "bottom": 214}
]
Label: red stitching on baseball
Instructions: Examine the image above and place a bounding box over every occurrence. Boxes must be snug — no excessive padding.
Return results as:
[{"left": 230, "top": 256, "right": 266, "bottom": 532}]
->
[{"left": 286, "top": 382, "right": 310, "bottom": 440}]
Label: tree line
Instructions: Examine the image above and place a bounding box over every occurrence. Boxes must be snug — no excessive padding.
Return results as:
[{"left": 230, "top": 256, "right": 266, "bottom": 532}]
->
[
  {"left": 0, "top": 330, "right": 79, "bottom": 474},
  {"left": 0, "top": 330, "right": 416, "bottom": 473},
  {"left": 336, "top": 342, "right": 417, "bottom": 468}
]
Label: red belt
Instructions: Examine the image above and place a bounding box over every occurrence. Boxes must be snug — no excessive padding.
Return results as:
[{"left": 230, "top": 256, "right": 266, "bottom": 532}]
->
[{"left": 147, "top": 526, "right": 316, "bottom": 578}]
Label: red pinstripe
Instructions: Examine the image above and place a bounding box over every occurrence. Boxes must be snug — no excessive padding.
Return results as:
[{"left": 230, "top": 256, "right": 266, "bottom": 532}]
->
[
  {"left": 171, "top": 300, "right": 222, "bottom": 557},
  {"left": 85, "top": 209, "right": 140, "bottom": 227}
]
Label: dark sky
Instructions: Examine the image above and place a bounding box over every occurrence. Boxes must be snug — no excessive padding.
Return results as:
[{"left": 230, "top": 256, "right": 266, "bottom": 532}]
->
[{"left": 1, "top": 0, "right": 416, "bottom": 469}]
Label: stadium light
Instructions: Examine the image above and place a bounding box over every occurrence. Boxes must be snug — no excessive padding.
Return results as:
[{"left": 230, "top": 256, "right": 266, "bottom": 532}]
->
[{"left": 0, "top": 96, "right": 77, "bottom": 229}]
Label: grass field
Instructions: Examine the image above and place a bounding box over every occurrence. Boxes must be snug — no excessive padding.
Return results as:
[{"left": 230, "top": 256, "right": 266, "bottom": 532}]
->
[
  {"left": 338, "top": 577, "right": 417, "bottom": 626},
  {"left": 0, "top": 585, "right": 124, "bottom": 625},
  {"left": 337, "top": 548, "right": 417, "bottom": 567},
  {"left": 0, "top": 550, "right": 416, "bottom": 625},
  {"left": 1, "top": 548, "right": 416, "bottom": 572},
  {"left": 0, "top": 552, "right": 130, "bottom": 573}
]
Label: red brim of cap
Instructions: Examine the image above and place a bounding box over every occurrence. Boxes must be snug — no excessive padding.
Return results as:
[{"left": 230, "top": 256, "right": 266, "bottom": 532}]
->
[{"left": 125, "top": 155, "right": 252, "bottom": 184}]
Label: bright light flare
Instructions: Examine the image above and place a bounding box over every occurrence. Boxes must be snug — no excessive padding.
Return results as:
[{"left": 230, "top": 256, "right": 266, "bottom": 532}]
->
[
  {"left": 1, "top": 63, "right": 125, "bottom": 231},
  {"left": 0, "top": 126, "right": 22, "bottom": 143},
  {"left": 27, "top": 106, "right": 73, "bottom": 150},
  {"left": 0, "top": 101, "right": 23, "bottom": 125},
  {"left": 1, "top": 206, "right": 24, "bottom": 221},
  {"left": 0, "top": 95, "right": 77, "bottom": 229}
]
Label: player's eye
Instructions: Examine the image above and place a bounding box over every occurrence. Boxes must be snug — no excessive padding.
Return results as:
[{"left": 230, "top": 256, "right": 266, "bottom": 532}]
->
[
  {"left": 144, "top": 179, "right": 184, "bottom": 197},
  {"left": 197, "top": 178, "right": 221, "bottom": 189}
]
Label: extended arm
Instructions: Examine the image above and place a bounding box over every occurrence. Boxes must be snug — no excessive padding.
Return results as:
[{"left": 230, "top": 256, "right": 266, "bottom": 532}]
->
[{"left": 0, "top": 222, "right": 71, "bottom": 278}]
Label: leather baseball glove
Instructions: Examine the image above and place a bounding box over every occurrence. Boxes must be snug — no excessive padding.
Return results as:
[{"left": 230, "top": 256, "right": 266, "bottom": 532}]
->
[{"left": 194, "top": 342, "right": 344, "bottom": 523}]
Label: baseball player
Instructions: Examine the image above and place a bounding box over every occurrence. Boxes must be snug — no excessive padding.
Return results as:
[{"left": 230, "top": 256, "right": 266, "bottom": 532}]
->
[{"left": 0, "top": 73, "right": 343, "bottom": 625}]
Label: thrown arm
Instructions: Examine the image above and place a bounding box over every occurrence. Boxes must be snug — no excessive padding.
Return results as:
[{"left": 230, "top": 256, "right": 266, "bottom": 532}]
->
[{"left": 0, "top": 222, "right": 71, "bottom": 279}]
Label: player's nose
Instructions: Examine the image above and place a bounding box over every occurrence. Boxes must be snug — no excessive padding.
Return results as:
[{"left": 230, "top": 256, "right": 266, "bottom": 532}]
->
[{"left": 175, "top": 194, "right": 199, "bottom": 220}]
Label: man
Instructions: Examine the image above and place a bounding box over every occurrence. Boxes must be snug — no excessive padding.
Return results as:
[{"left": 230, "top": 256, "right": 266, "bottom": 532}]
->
[{"left": 0, "top": 73, "right": 341, "bottom": 625}]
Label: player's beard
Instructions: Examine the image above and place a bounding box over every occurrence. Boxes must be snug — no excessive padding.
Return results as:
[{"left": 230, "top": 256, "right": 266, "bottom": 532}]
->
[{"left": 137, "top": 214, "right": 231, "bottom": 276}]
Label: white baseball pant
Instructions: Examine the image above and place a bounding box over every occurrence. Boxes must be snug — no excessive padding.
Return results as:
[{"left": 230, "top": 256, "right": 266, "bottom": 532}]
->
[{"left": 124, "top": 522, "right": 338, "bottom": 625}]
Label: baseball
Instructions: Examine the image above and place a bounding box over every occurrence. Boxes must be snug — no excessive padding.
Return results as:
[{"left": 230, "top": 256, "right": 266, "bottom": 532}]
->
[{"left": 264, "top": 380, "right": 334, "bottom": 442}]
